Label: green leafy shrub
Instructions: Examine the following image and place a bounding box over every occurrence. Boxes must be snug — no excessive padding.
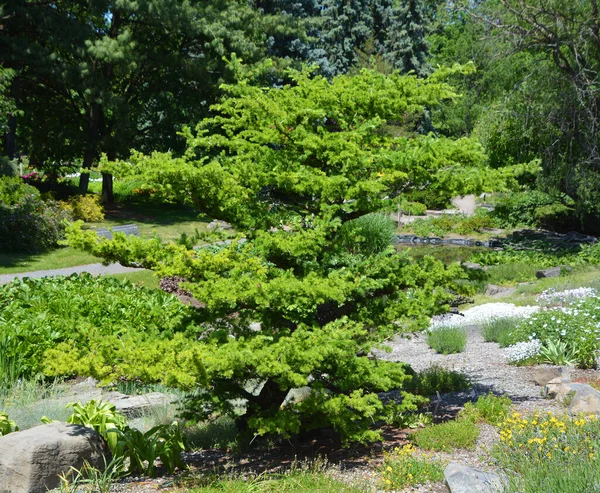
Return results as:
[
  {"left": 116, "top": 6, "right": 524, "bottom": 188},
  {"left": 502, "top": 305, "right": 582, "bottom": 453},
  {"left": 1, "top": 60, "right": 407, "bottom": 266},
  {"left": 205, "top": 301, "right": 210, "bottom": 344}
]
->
[
  {"left": 459, "top": 393, "right": 512, "bottom": 426},
  {"left": 411, "top": 419, "right": 479, "bottom": 450},
  {"left": 400, "top": 200, "right": 427, "bottom": 216},
  {"left": 407, "top": 366, "right": 471, "bottom": 396},
  {"left": 380, "top": 444, "right": 443, "bottom": 490},
  {"left": 492, "top": 191, "right": 576, "bottom": 230},
  {"left": 426, "top": 326, "right": 467, "bottom": 354},
  {"left": 63, "top": 194, "right": 105, "bottom": 222},
  {"left": 0, "top": 412, "right": 18, "bottom": 436},
  {"left": 0, "top": 176, "right": 71, "bottom": 252}
]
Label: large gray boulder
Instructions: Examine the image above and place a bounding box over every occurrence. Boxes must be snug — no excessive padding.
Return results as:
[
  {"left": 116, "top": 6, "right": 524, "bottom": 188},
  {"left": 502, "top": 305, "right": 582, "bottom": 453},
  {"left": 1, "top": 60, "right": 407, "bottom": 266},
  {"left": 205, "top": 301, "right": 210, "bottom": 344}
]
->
[
  {"left": 545, "top": 377, "right": 600, "bottom": 414},
  {"left": 0, "top": 422, "right": 109, "bottom": 493},
  {"left": 445, "top": 463, "right": 504, "bottom": 493}
]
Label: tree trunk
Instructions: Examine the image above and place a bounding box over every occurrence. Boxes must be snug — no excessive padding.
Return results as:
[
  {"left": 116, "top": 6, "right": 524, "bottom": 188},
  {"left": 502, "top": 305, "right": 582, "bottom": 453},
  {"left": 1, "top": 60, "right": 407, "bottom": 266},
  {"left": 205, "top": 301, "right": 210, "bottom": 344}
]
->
[
  {"left": 79, "top": 101, "right": 102, "bottom": 194},
  {"left": 79, "top": 149, "right": 94, "bottom": 195},
  {"left": 101, "top": 172, "right": 114, "bottom": 204},
  {"left": 3, "top": 78, "right": 19, "bottom": 160}
]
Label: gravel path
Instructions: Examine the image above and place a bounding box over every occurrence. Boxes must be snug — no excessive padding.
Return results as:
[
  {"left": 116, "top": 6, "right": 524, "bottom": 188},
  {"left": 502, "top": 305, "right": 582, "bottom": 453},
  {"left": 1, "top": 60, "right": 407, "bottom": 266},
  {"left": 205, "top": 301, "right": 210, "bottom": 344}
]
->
[
  {"left": 378, "top": 326, "right": 544, "bottom": 403},
  {"left": 0, "top": 263, "right": 144, "bottom": 284}
]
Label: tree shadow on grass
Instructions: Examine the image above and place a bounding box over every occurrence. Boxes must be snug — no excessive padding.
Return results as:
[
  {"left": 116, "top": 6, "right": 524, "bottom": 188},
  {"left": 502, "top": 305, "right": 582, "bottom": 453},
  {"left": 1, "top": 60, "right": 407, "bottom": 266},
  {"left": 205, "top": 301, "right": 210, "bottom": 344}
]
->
[
  {"left": 101, "top": 202, "right": 210, "bottom": 227},
  {"left": 0, "top": 251, "right": 42, "bottom": 269}
]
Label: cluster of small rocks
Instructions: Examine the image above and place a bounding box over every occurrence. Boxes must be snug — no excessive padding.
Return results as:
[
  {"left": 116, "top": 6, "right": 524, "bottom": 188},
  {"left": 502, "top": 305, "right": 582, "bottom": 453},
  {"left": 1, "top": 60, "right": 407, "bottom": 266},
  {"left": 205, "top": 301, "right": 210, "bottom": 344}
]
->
[{"left": 158, "top": 276, "right": 192, "bottom": 297}]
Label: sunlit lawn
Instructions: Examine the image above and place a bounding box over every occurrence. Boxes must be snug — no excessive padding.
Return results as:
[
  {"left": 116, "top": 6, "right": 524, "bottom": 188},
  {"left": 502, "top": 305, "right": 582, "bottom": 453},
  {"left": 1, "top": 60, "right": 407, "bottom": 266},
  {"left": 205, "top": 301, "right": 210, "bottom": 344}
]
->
[{"left": 0, "top": 201, "right": 213, "bottom": 275}]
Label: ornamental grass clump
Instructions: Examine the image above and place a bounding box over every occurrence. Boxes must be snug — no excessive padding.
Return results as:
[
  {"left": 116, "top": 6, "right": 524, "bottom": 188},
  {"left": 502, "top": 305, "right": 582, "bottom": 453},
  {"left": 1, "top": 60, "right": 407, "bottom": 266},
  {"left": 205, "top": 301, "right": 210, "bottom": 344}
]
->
[
  {"left": 427, "top": 326, "right": 467, "bottom": 354},
  {"left": 495, "top": 411, "right": 600, "bottom": 493},
  {"left": 481, "top": 317, "right": 521, "bottom": 346},
  {"left": 380, "top": 444, "right": 443, "bottom": 490},
  {"left": 408, "top": 365, "right": 470, "bottom": 396}
]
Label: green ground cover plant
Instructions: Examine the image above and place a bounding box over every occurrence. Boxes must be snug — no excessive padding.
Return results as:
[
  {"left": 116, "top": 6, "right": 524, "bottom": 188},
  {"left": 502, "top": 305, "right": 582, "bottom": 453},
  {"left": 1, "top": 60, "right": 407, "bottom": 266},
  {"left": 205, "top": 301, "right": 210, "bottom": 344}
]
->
[
  {"left": 426, "top": 326, "right": 467, "bottom": 354},
  {"left": 406, "top": 210, "right": 499, "bottom": 237},
  {"left": 459, "top": 393, "right": 512, "bottom": 426},
  {"left": 380, "top": 443, "right": 443, "bottom": 490},
  {"left": 471, "top": 242, "right": 600, "bottom": 270},
  {"left": 411, "top": 419, "right": 479, "bottom": 451},
  {"left": 182, "top": 465, "right": 366, "bottom": 493},
  {"left": 495, "top": 411, "right": 600, "bottom": 493},
  {"left": 0, "top": 275, "right": 200, "bottom": 387}
]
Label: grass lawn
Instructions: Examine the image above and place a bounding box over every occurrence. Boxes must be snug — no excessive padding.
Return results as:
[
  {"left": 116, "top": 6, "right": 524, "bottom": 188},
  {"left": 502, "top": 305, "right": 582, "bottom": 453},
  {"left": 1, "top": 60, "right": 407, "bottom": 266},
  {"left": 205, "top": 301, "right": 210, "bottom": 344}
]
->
[
  {"left": 85, "top": 201, "right": 212, "bottom": 243},
  {"left": 0, "top": 201, "right": 214, "bottom": 276},
  {"left": 0, "top": 247, "right": 100, "bottom": 274}
]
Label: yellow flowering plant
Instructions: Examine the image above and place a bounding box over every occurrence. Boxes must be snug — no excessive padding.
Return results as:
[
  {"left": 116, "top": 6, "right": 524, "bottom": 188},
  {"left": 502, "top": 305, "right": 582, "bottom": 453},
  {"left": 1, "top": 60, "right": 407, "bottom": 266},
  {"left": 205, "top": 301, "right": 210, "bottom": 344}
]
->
[
  {"left": 495, "top": 411, "right": 600, "bottom": 492},
  {"left": 380, "top": 443, "right": 443, "bottom": 490}
]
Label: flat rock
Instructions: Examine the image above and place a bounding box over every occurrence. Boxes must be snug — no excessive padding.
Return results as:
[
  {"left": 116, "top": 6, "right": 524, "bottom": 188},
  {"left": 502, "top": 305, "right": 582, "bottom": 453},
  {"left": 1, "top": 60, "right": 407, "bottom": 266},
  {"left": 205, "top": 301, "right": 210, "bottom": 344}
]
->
[
  {"left": 445, "top": 463, "right": 504, "bottom": 493},
  {"left": 532, "top": 367, "right": 567, "bottom": 387},
  {"left": 207, "top": 220, "right": 233, "bottom": 231},
  {"left": 485, "top": 284, "right": 517, "bottom": 297},
  {"left": 536, "top": 266, "right": 573, "bottom": 279},
  {"left": 105, "top": 391, "right": 175, "bottom": 418},
  {"left": 545, "top": 378, "right": 600, "bottom": 414},
  {"left": 0, "top": 422, "right": 109, "bottom": 493}
]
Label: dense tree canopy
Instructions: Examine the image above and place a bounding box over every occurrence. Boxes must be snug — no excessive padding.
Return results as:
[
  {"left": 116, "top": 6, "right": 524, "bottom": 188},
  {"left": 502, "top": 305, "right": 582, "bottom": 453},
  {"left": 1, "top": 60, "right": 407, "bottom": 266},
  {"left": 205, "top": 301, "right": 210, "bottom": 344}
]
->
[{"left": 68, "top": 66, "right": 529, "bottom": 442}]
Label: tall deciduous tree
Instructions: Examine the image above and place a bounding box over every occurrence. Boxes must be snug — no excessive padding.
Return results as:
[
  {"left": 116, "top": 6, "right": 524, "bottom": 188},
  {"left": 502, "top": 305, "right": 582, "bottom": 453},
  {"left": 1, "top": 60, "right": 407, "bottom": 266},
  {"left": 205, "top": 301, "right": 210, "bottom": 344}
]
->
[{"left": 454, "top": 0, "right": 600, "bottom": 222}]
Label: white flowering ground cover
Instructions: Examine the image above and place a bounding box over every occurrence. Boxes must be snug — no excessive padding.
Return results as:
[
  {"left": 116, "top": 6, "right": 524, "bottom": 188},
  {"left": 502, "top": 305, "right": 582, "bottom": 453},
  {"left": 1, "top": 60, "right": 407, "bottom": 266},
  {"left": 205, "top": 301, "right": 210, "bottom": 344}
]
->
[
  {"left": 536, "top": 287, "right": 597, "bottom": 306},
  {"left": 428, "top": 288, "right": 600, "bottom": 367},
  {"left": 429, "top": 303, "right": 539, "bottom": 330}
]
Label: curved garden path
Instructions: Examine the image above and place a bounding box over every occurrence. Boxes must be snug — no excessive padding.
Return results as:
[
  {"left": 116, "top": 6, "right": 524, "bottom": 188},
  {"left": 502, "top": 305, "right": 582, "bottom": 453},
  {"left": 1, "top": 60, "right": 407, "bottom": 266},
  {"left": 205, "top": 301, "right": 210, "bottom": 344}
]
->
[{"left": 0, "top": 263, "right": 143, "bottom": 285}]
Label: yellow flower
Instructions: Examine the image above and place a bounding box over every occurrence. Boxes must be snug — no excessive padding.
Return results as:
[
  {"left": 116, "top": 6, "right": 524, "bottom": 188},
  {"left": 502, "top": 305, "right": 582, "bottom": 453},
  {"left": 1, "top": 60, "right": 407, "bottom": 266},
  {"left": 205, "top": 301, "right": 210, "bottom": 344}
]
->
[{"left": 387, "top": 466, "right": 392, "bottom": 472}]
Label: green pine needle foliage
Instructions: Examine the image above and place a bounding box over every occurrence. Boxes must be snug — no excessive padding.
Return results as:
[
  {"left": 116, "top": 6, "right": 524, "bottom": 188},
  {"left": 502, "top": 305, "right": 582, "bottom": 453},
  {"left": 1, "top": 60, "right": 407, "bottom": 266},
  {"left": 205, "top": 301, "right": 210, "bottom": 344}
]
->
[{"left": 68, "top": 65, "right": 521, "bottom": 445}]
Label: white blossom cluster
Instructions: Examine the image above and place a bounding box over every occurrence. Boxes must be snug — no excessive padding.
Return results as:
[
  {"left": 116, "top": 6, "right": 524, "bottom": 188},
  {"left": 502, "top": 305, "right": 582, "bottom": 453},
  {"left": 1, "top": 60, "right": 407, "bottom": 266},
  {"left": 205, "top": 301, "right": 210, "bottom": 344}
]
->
[
  {"left": 429, "top": 303, "right": 539, "bottom": 330},
  {"left": 504, "top": 339, "right": 542, "bottom": 363},
  {"left": 536, "top": 287, "right": 597, "bottom": 306}
]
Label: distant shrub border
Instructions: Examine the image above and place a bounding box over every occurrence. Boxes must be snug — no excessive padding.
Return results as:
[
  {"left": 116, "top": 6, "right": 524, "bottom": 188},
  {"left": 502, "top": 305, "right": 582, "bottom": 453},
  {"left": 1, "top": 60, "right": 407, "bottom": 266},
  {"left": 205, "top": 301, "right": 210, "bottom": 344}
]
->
[{"left": 0, "top": 176, "right": 72, "bottom": 252}]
